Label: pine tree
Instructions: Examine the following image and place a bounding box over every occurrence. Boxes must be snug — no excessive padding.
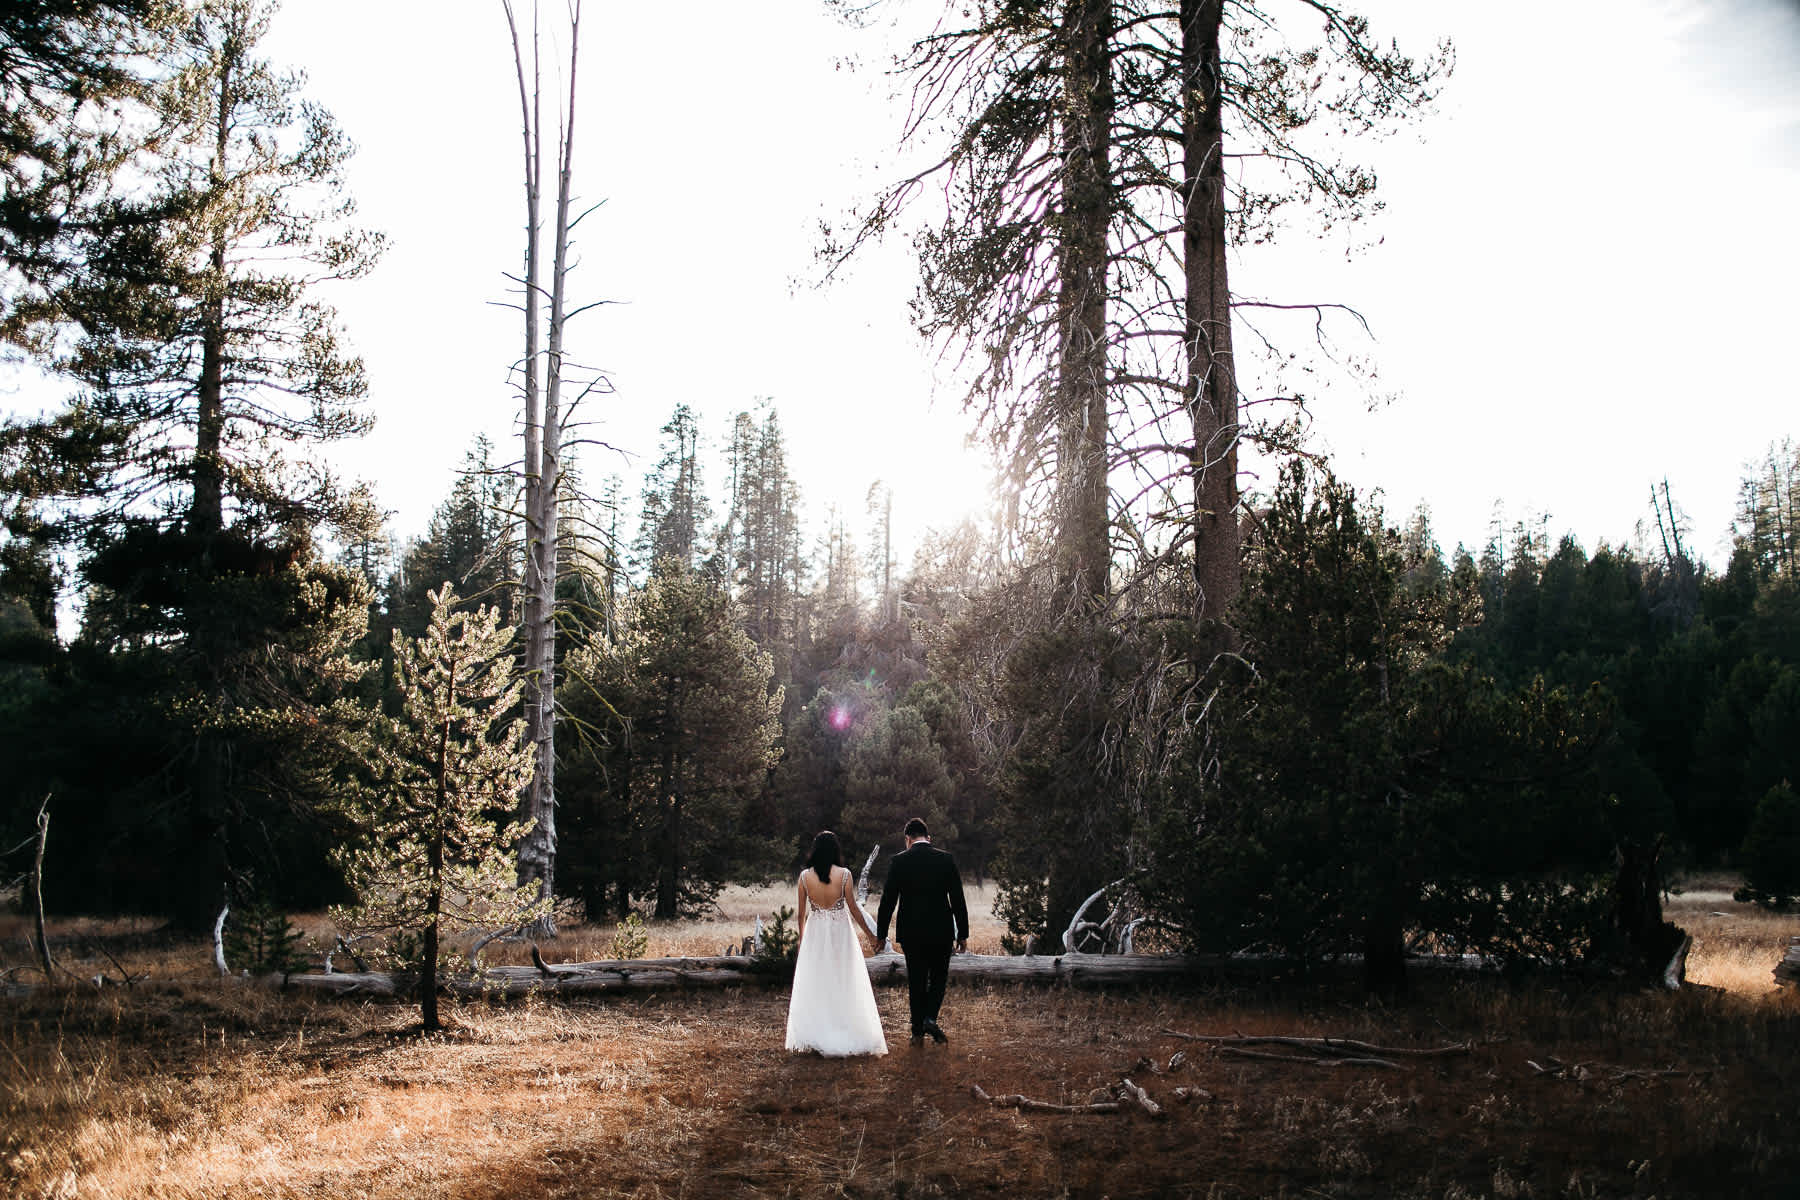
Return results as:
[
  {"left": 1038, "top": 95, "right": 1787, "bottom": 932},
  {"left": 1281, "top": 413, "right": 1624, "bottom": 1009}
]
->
[
  {"left": 1148, "top": 460, "right": 1620, "bottom": 993},
  {"left": 560, "top": 571, "right": 780, "bottom": 919},
  {"left": 633, "top": 405, "right": 710, "bottom": 578},
  {"left": 331, "top": 585, "right": 548, "bottom": 1032}
]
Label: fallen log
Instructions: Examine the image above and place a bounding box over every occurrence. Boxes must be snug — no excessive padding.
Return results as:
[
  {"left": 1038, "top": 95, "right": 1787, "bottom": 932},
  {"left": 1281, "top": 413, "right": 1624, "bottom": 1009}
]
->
[
  {"left": 1776, "top": 937, "right": 1798, "bottom": 988},
  {"left": 286, "top": 959, "right": 782, "bottom": 1000},
  {"left": 279, "top": 950, "right": 1211, "bottom": 1002},
  {"left": 276, "top": 944, "right": 1564, "bottom": 1004}
]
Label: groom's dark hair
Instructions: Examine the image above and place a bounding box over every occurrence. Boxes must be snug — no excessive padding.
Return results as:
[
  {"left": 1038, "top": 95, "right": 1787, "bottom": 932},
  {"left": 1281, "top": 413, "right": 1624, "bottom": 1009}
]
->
[{"left": 903, "top": 817, "right": 929, "bottom": 838}]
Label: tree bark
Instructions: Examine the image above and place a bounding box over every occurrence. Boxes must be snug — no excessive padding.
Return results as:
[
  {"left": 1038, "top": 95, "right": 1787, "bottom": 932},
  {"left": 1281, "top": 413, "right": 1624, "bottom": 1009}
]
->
[
  {"left": 189, "top": 54, "right": 233, "bottom": 540},
  {"left": 1054, "top": 0, "right": 1115, "bottom": 606},
  {"left": 1181, "top": 0, "right": 1239, "bottom": 623}
]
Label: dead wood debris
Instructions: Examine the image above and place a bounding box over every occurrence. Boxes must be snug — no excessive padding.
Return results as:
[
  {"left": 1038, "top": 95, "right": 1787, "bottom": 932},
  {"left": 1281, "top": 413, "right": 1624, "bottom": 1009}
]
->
[
  {"left": 1525, "top": 1056, "right": 1704, "bottom": 1083},
  {"left": 1218, "top": 1045, "right": 1405, "bottom": 1069},
  {"left": 1163, "top": 1030, "right": 1471, "bottom": 1071},
  {"left": 971, "top": 1071, "right": 1206, "bottom": 1117},
  {"left": 1118, "top": 1077, "right": 1165, "bottom": 1118},
  {"left": 969, "top": 1083, "right": 1122, "bottom": 1115}
]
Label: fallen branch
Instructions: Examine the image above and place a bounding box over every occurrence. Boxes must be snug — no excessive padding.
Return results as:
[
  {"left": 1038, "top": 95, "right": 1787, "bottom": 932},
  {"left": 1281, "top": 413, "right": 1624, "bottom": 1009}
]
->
[
  {"left": 95, "top": 945, "right": 144, "bottom": 988},
  {"left": 469, "top": 924, "right": 531, "bottom": 971},
  {"left": 325, "top": 935, "right": 370, "bottom": 974},
  {"left": 1218, "top": 1045, "right": 1404, "bottom": 1070},
  {"left": 1526, "top": 1056, "right": 1704, "bottom": 1083},
  {"left": 531, "top": 943, "right": 573, "bottom": 976},
  {"left": 970, "top": 1083, "right": 1123, "bottom": 1115},
  {"left": 1163, "top": 1031, "right": 1470, "bottom": 1058}
]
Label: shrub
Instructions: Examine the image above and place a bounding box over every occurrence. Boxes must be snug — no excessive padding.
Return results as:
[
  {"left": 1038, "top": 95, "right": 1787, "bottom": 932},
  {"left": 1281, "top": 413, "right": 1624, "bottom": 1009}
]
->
[{"left": 1736, "top": 781, "right": 1800, "bottom": 909}]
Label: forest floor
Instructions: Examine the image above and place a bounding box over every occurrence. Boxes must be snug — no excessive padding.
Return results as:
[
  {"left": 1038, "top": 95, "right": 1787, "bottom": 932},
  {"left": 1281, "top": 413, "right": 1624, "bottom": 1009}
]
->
[{"left": 1, "top": 881, "right": 1796, "bottom": 1199}]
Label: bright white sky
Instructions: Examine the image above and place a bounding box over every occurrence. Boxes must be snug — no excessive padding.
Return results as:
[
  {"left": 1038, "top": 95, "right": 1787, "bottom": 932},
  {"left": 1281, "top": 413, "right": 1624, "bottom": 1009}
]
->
[{"left": 255, "top": 0, "right": 1799, "bottom": 567}]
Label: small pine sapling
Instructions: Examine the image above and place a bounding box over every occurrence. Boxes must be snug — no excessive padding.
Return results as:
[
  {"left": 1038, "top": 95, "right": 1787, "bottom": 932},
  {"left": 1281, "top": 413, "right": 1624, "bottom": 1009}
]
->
[
  {"left": 753, "top": 905, "right": 800, "bottom": 973},
  {"left": 223, "top": 896, "right": 311, "bottom": 978},
  {"left": 609, "top": 912, "right": 648, "bottom": 960},
  {"left": 331, "top": 585, "right": 551, "bottom": 1031}
]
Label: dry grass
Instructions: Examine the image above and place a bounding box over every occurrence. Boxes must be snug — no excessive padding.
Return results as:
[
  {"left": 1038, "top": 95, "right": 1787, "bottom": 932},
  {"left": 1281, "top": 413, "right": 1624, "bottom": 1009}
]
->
[
  {"left": 2, "top": 881, "right": 1796, "bottom": 1199},
  {"left": 1663, "top": 880, "right": 1798, "bottom": 998}
]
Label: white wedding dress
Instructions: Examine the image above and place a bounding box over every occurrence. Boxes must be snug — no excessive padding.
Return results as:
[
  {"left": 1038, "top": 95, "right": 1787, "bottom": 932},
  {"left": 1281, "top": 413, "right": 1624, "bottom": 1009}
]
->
[{"left": 784, "top": 873, "right": 888, "bottom": 1057}]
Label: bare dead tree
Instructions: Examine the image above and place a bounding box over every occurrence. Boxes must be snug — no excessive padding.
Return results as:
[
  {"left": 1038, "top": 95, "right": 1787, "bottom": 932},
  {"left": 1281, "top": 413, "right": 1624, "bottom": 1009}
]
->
[
  {"left": 502, "top": 0, "right": 602, "bottom": 932},
  {"left": 30, "top": 796, "right": 54, "bottom": 979}
]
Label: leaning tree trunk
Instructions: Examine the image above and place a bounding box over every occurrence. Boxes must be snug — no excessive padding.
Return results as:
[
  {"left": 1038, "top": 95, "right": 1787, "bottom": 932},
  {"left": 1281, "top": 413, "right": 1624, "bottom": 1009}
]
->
[{"left": 1181, "top": 0, "right": 1239, "bottom": 625}]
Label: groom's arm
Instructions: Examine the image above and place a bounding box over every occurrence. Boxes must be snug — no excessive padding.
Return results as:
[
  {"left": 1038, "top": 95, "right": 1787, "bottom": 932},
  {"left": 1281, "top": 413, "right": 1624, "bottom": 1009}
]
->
[
  {"left": 874, "top": 857, "right": 901, "bottom": 945},
  {"left": 947, "top": 857, "right": 970, "bottom": 947}
]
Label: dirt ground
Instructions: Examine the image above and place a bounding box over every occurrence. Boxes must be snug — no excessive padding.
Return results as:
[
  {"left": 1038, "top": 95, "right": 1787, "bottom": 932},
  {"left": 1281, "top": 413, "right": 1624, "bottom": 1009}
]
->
[{"left": 1, "top": 883, "right": 1796, "bottom": 1199}]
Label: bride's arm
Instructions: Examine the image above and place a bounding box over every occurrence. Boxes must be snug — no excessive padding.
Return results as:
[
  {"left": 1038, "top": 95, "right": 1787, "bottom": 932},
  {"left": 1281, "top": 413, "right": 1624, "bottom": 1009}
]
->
[
  {"left": 795, "top": 874, "right": 807, "bottom": 941},
  {"left": 844, "top": 868, "right": 879, "bottom": 943}
]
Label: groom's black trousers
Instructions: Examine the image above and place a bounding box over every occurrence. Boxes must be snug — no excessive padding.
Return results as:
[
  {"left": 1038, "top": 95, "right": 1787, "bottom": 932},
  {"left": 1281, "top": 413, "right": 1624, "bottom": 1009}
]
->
[{"left": 902, "top": 939, "right": 952, "bottom": 1032}]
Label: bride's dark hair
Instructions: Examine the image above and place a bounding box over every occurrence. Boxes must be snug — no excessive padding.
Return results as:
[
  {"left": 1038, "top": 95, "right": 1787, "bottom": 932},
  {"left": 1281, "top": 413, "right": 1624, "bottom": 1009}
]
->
[{"left": 807, "top": 831, "right": 842, "bottom": 884}]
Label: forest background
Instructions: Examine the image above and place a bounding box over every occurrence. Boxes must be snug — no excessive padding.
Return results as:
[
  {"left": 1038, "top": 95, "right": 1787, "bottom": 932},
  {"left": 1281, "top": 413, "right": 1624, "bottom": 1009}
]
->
[{"left": 1, "top": 0, "right": 1798, "bottom": 999}]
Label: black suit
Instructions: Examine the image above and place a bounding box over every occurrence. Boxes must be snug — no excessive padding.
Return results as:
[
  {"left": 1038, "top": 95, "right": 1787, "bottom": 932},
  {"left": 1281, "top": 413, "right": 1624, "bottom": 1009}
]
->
[{"left": 875, "top": 841, "right": 969, "bottom": 1035}]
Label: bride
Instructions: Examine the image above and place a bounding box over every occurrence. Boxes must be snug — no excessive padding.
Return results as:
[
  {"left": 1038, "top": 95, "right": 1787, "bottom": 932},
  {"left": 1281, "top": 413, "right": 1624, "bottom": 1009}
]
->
[{"left": 784, "top": 831, "right": 888, "bottom": 1057}]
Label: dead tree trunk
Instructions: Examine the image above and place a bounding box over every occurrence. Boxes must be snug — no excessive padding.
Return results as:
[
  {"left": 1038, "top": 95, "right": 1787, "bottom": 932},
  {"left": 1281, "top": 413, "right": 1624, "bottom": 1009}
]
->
[
  {"left": 504, "top": 0, "right": 587, "bottom": 930},
  {"left": 212, "top": 898, "right": 230, "bottom": 976},
  {"left": 30, "top": 797, "right": 54, "bottom": 978}
]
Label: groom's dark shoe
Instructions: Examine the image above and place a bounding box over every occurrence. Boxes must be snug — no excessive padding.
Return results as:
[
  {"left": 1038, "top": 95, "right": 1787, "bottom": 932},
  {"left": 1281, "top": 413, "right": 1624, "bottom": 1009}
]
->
[
  {"left": 909, "top": 1030, "right": 925, "bottom": 1047},
  {"left": 923, "top": 1020, "right": 947, "bottom": 1044}
]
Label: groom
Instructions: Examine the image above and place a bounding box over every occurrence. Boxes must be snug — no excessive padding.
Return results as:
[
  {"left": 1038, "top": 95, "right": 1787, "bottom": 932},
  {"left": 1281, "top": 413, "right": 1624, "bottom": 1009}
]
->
[{"left": 875, "top": 817, "right": 969, "bottom": 1046}]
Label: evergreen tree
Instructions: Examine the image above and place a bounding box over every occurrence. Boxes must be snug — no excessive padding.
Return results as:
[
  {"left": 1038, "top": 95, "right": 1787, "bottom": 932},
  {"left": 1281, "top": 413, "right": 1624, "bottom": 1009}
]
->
[
  {"left": 1737, "top": 781, "right": 1800, "bottom": 910},
  {"left": 633, "top": 404, "right": 710, "bottom": 577},
  {"left": 1148, "top": 461, "right": 1620, "bottom": 992},
  {"left": 560, "top": 569, "right": 781, "bottom": 918},
  {"left": 1735, "top": 439, "right": 1800, "bottom": 582},
  {"left": 0, "top": 0, "right": 178, "bottom": 356},
  {"left": 390, "top": 437, "right": 515, "bottom": 639},
  {"left": 331, "top": 585, "right": 547, "bottom": 1033},
  {"left": 721, "top": 404, "right": 806, "bottom": 685},
  {"left": 841, "top": 701, "right": 957, "bottom": 858},
  {"left": 0, "top": 1, "right": 385, "bottom": 924}
]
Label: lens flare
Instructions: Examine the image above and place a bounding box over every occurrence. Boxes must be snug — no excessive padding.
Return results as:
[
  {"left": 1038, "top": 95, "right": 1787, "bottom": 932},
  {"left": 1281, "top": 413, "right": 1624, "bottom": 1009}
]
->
[{"left": 828, "top": 705, "right": 852, "bottom": 731}]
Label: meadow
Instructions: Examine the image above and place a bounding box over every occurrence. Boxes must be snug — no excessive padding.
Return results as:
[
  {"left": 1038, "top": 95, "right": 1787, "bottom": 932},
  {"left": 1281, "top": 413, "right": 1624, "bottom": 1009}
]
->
[{"left": 1, "top": 881, "right": 1796, "bottom": 1199}]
